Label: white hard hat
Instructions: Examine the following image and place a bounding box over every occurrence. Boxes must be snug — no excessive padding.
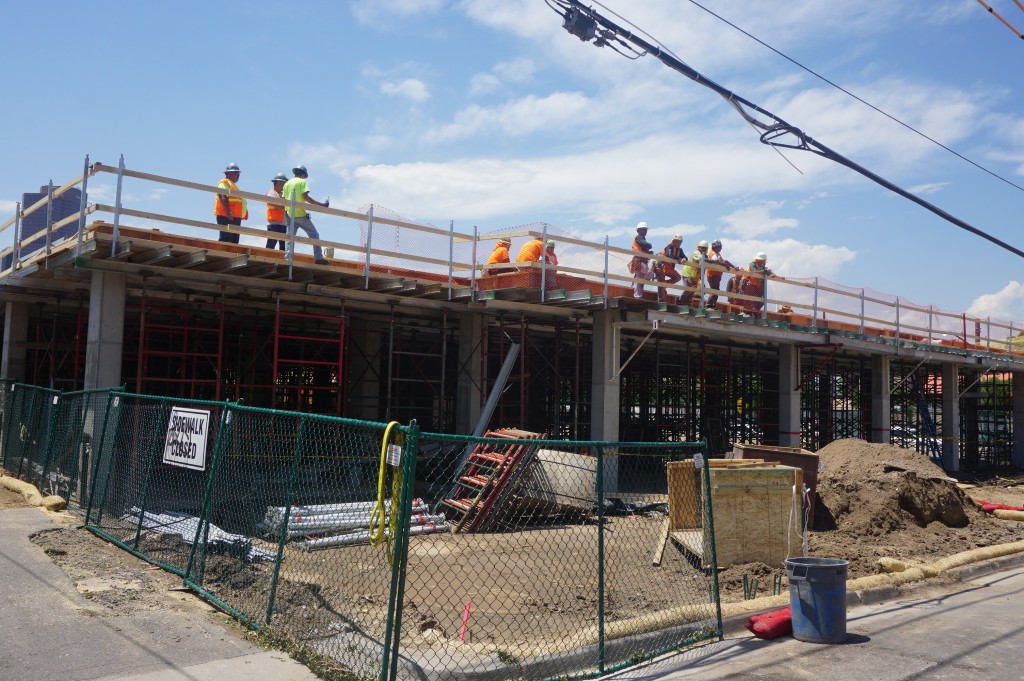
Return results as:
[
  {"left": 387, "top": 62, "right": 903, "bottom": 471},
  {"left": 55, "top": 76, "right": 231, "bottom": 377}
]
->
[
  {"left": 754, "top": 252, "right": 767, "bottom": 261},
  {"left": 636, "top": 221, "right": 648, "bottom": 231}
]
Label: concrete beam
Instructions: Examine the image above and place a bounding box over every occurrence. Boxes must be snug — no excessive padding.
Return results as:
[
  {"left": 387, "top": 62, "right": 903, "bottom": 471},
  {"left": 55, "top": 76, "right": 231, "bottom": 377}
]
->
[
  {"left": 941, "top": 362, "right": 960, "bottom": 473},
  {"left": 83, "top": 270, "right": 126, "bottom": 390},
  {"left": 592, "top": 310, "right": 620, "bottom": 491},
  {"left": 455, "top": 313, "right": 483, "bottom": 435},
  {"left": 778, "top": 344, "right": 801, "bottom": 447},
  {"left": 871, "top": 356, "right": 891, "bottom": 444},
  {"left": 1, "top": 301, "right": 28, "bottom": 381},
  {"left": 1013, "top": 373, "right": 1024, "bottom": 467}
]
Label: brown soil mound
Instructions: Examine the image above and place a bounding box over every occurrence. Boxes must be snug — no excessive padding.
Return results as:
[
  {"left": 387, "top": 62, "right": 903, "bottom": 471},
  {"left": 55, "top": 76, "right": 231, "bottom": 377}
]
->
[
  {"left": 814, "top": 439, "right": 969, "bottom": 533},
  {"left": 807, "top": 438, "right": 1024, "bottom": 579}
]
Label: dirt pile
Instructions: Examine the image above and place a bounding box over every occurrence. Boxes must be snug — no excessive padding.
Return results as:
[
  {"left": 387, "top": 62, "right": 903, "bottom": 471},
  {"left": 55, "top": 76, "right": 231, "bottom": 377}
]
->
[
  {"left": 808, "top": 439, "right": 1023, "bottom": 578},
  {"left": 814, "top": 439, "right": 969, "bottom": 534}
]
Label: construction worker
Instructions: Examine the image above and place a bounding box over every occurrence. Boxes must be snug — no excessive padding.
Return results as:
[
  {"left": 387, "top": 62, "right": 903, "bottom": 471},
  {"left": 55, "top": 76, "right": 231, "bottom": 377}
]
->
[
  {"left": 731, "top": 252, "right": 778, "bottom": 313},
  {"left": 544, "top": 239, "right": 558, "bottom": 267},
  {"left": 629, "top": 221, "right": 655, "bottom": 299},
  {"left": 214, "top": 163, "right": 247, "bottom": 243},
  {"left": 705, "top": 239, "right": 736, "bottom": 308},
  {"left": 679, "top": 240, "right": 710, "bottom": 307},
  {"left": 282, "top": 165, "right": 330, "bottom": 265},
  {"left": 486, "top": 237, "right": 515, "bottom": 274},
  {"left": 265, "top": 173, "right": 289, "bottom": 251},
  {"left": 633, "top": 221, "right": 652, "bottom": 252},
  {"left": 654, "top": 234, "right": 684, "bottom": 303},
  {"left": 515, "top": 236, "right": 545, "bottom": 263}
]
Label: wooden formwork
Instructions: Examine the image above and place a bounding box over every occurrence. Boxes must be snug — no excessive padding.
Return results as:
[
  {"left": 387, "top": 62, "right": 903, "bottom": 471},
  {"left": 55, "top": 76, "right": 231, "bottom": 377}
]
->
[{"left": 666, "top": 459, "right": 803, "bottom": 569}]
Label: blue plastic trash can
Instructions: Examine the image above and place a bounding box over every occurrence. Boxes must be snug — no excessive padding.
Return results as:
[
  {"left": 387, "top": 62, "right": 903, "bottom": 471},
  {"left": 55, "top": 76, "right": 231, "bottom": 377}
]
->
[{"left": 785, "top": 557, "right": 848, "bottom": 643}]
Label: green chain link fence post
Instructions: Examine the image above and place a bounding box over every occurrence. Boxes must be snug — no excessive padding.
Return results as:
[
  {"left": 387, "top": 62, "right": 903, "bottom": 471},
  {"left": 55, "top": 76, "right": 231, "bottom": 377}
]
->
[
  {"left": 84, "top": 391, "right": 119, "bottom": 526},
  {"left": 700, "top": 441, "right": 724, "bottom": 640},
  {"left": 132, "top": 400, "right": 171, "bottom": 549},
  {"left": 185, "top": 401, "right": 238, "bottom": 585},
  {"left": 597, "top": 443, "right": 606, "bottom": 674},
  {"left": 386, "top": 419, "right": 420, "bottom": 681},
  {"left": 265, "top": 415, "right": 307, "bottom": 625}
]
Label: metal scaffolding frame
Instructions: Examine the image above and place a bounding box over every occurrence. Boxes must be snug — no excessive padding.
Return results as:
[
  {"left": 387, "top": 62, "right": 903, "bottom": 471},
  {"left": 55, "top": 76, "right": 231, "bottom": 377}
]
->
[
  {"left": 799, "top": 351, "right": 870, "bottom": 451},
  {"left": 25, "top": 299, "right": 86, "bottom": 391}
]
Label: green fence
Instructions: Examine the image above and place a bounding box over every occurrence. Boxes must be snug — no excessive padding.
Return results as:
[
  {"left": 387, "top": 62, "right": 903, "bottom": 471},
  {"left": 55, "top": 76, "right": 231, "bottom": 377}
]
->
[
  {"left": 0, "top": 385, "right": 720, "bottom": 681},
  {"left": 0, "top": 383, "right": 117, "bottom": 512}
]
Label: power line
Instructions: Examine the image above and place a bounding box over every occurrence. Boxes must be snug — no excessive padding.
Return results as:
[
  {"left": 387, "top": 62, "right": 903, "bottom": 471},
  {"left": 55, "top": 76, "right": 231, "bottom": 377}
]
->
[{"left": 686, "top": 0, "right": 1024, "bottom": 195}]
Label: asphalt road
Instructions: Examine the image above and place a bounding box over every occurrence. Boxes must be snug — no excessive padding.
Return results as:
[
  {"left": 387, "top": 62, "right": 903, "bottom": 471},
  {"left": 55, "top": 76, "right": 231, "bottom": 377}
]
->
[{"left": 608, "top": 565, "right": 1024, "bottom": 681}]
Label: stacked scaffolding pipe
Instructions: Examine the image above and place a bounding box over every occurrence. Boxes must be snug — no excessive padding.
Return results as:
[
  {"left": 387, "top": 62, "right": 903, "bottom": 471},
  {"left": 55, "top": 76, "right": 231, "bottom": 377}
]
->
[
  {"left": 263, "top": 499, "right": 449, "bottom": 546},
  {"left": 298, "top": 515, "right": 451, "bottom": 550}
]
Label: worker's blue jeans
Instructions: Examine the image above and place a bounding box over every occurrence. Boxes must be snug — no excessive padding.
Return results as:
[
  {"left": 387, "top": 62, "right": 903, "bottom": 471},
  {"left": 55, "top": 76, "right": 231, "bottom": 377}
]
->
[{"left": 287, "top": 216, "right": 324, "bottom": 261}]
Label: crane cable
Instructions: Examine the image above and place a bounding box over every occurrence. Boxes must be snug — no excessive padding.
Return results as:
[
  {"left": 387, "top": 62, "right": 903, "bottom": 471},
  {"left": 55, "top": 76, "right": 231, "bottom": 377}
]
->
[
  {"left": 369, "top": 421, "right": 403, "bottom": 565},
  {"left": 976, "top": 0, "right": 1024, "bottom": 40}
]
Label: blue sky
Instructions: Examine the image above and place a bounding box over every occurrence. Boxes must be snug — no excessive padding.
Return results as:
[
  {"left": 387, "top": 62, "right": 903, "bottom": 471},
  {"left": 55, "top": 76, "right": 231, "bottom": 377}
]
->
[{"left": 3, "top": 1, "right": 1024, "bottom": 322}]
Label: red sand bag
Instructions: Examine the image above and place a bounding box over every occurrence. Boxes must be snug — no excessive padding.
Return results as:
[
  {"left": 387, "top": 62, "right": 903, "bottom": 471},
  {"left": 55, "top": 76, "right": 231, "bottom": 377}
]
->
[
  {"left": 976, "top": 500, "right": 1024, "bottom": 513},
  {"left": 744, "top": 607, "right": 793, "bottom": 640}
]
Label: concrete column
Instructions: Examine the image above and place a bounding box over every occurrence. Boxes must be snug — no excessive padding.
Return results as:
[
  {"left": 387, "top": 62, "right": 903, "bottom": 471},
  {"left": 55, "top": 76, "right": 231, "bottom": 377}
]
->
[
  {"left": 1, "top": 301, "right": 29, "bottom": 381},
  {"left": 591, "top": 310, "right": 620, "bottom": 491},
  {"left": 941, "top": 362, "right": 960, "bottom": 473},
  {"left": 83, "top": 271, "right": 126, "bottom": 390},
  {"left": 870, "top": 356, "right": 891, "bottom": 444},
  {"left": 346, "top": 321, "right": 382, "bottom": 421},
  {"left": 1013, "top": 373, "right": 1024, "bottom": 467},
  {"left": 962, "top": 369, "right": 981, "bottom": 470},
  {"left": 777, "top": 343, "right": 801, "bottom": 447},
  {"left": 455, "top": 313, "right": 482, "bottom": 435}
]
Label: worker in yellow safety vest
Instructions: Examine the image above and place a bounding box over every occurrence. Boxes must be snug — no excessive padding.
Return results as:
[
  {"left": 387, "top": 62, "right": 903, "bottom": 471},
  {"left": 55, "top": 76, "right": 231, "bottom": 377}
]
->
[
  {"left": 679, "top": 240, "right": 709, "bottom": 307},
  {"left": 265, "top": 173, "right": 288, "bottom": 251},
  {"left": 214, "top": 162, "right": 248, "bottom": 244}
]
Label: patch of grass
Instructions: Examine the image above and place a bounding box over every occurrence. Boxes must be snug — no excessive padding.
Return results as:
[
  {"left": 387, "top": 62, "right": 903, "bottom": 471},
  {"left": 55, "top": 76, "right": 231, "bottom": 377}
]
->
[
  {"left": 494, "top": 649, "right": 520, "bottom": 666},
  {"left": 245, "top": 623, "right": 364, "bottom": 681}
]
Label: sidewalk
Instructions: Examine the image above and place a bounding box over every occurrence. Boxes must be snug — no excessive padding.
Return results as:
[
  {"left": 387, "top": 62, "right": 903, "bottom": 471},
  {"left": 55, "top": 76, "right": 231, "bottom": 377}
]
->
[
  {"left": 607, "top": 563, "right": 1024, "bottom": 681},
  {"left": 0, "top": 507, "right": 318, "bottom": 681}
]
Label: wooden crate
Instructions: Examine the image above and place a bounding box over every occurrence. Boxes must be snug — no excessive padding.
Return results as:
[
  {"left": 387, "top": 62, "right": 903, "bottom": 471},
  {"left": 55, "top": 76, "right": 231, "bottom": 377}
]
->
[
  {"left": 732, "top": 444, "right": 819, "bottom": 527},
  {"left": 669, "top": 462, "right": 802, "bottom": 569}
]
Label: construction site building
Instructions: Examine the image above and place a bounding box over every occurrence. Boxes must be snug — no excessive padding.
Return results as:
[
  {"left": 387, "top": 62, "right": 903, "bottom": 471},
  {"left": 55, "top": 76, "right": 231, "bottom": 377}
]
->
[{"left": 2, "top": 159, "right": 1023, "bottom": 473}]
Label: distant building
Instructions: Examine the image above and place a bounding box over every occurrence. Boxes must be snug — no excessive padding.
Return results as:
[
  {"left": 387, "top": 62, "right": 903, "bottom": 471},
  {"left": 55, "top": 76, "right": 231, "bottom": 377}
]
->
[{"left": 3, "top": 185, "right": 82, "bottom": 270}]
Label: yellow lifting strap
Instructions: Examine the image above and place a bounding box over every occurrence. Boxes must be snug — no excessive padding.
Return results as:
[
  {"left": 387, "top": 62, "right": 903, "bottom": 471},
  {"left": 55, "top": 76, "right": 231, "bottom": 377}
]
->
[{"left": 369, "top": 421, "right": 403, "bottom": 565}]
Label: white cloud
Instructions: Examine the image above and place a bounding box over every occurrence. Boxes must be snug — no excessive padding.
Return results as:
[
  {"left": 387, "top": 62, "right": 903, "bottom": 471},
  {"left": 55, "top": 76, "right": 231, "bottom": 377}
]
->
[
  {"left": 427, "top": 91, "right": 592, "bottom": 142},
  {"left": 381, "top": 78, "right": 430, "bottom": 103},
  {"left": 908, "top": 182, "right": 949, "bottom": 196},
  {"left": 0, "top": 200, "right": 17, "bottom": 215},
  {"left": 352, "top": 0, "right": 445, "bottom": 25},
  {"left": 469, "top": 58, "right": 535, "bottom": 96},
  {"left": 469, "top": 73, "right": 501, "bottom": 96},
  {"left": 720, "top": 201, "right": 798, "bottom": 238},
  {"left": 969, "top": 281, "right": 1024, "bottom": 322}
]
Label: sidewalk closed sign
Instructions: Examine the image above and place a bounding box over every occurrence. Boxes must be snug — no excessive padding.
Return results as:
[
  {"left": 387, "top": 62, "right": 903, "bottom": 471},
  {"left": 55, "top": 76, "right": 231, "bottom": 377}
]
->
[{"left": 162, "top": 407, "right": 211, "bottom": 470}]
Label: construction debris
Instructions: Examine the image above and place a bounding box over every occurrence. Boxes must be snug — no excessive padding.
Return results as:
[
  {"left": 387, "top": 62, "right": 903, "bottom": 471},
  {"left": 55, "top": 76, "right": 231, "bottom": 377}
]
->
[{"left": 121, "top": 507, "right": 275, "bottom": 562}]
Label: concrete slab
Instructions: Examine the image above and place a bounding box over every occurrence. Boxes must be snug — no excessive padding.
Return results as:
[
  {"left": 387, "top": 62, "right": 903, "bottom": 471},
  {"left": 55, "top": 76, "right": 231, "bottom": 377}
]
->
[{"left": 0, "top": 508, "right": 318, "bottom": 681}]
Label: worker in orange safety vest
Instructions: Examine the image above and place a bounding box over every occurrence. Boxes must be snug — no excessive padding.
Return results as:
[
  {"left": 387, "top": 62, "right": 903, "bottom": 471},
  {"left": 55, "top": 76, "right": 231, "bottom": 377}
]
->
[
  {"left": 705, "top": 239, "right": 737, "bottom": 308},
  {"left": 629, "top": 222, "right": 655, "bottom": 299},
  {"left": 654, "top": 234, "right": 684, "bottom": 303},
  {"left": 515, "top": 236, "right": 545, "bottom": 263},
  {"left": 730, "top": 252, "right": 778, "bottom": 312},
  {"left": 215, "top": 162, "right": 248, "bottom": 244},
  {"left": 265, "top": 173, "right": 288, "bottom": 251},
  {"left": 486, "top": 238, "right": 516, "bottom": 274}
]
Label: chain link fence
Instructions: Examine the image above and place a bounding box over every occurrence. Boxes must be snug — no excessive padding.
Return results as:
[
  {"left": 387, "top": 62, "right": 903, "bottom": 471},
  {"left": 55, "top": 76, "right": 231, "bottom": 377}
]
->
[{"left": 1, "top": 383, "right": 719, "bottom": 681}]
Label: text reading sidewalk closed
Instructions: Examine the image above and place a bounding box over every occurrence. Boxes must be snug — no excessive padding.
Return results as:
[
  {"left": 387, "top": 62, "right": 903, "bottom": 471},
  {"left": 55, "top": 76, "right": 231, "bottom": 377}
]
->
[{"left": 162, "top": 407, "right": 211, "bottom": 470}]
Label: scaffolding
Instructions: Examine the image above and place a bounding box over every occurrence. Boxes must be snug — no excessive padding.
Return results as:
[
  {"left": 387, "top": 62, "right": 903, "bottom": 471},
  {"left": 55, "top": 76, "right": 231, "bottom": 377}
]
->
[
  {"left": 25, "top": 300, "right": 86, "bottom": 391},
  {"left": 961, "top": 371, "right": 1014, "bottom": 470},
  {"left": 799, "top": 350, "right": 869, "bottom": 451}
]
